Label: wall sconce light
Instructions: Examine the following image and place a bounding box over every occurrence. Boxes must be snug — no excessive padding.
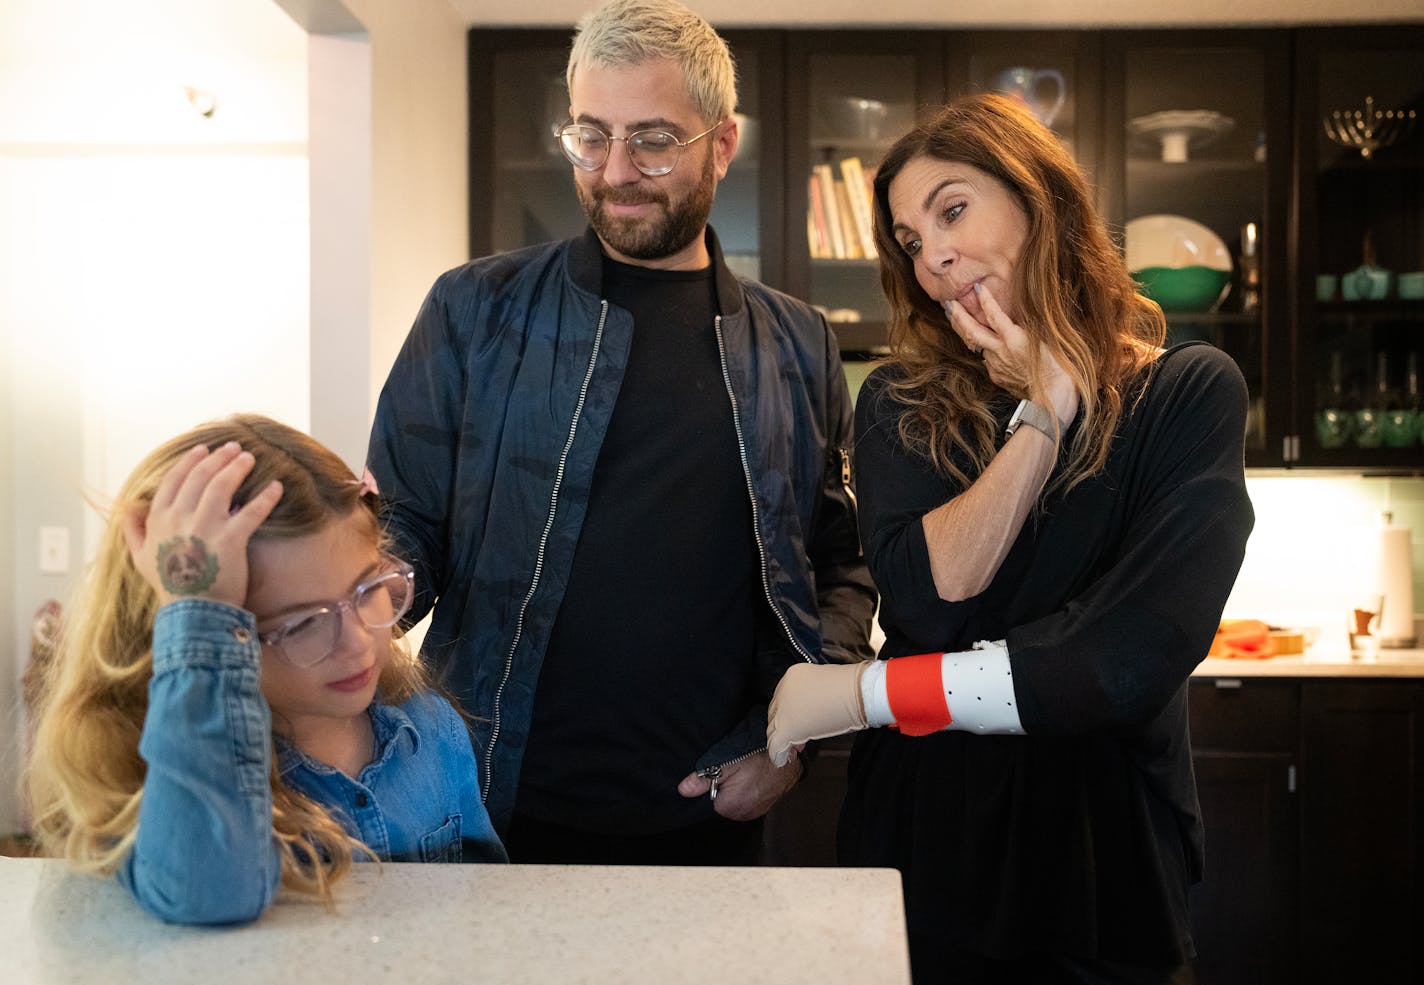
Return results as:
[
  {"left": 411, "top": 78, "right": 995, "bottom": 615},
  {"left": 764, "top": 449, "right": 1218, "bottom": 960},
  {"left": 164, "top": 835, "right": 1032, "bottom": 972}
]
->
[{"left": 182, "top": 86, "right": 218, "bottom": 119}]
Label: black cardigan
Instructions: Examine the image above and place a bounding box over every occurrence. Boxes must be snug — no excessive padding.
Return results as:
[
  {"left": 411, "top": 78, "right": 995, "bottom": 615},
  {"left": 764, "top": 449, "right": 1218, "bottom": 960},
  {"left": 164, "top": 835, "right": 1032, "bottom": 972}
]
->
[{"left": 842, "top": 342, "right": 1254, "bottom": 965}]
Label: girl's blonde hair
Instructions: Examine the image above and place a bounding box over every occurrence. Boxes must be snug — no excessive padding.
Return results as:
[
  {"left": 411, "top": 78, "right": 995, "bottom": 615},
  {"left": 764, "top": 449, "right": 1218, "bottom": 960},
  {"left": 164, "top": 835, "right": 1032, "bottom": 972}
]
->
[
  {"left": 870, "top": 93, "right": 1165, "bottom": 493},
  {"left": 26, "top": 414, "right": 429, "bottom": 904}
]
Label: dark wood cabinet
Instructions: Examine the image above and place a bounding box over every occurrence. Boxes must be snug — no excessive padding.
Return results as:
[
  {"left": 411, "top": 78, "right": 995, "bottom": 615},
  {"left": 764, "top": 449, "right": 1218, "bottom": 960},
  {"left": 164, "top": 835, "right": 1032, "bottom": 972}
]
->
[
  {"left": 1292, "top": 26, "right": 1424, "bottom": 471},
  {"left": 467, "top": 23, "right": 1424, "bottom": 468},
  {"left": 1187, "top": 676, "right": 1424, "bottom": 985},
  {"left": 1299, "top": 680, "right": 1424, "bottom": 984},
  {"left": 1099, "top": 31, "right": 1293, "bottom": 467},
  {"left": 782, "top": 32, "right": 944, "bottom": 353},
  {"left": 1187, "top": 679, "right": 1300, "bottom": 985}
]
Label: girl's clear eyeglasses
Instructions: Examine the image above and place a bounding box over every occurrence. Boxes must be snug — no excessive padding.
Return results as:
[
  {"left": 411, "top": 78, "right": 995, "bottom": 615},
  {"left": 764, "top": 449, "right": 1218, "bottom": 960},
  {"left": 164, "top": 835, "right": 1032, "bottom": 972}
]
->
[
  {"left": 258, "top": 562, "right": 415, "bottom": 668},
  {"left": 556, "top": 122, "right": 721, "bottom": 177}
]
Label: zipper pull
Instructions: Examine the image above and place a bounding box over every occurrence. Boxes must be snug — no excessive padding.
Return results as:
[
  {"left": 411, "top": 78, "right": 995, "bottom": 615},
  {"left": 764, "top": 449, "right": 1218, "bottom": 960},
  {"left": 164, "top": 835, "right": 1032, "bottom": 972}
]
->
[
  {"left": 697, "top": 764, "right": 722, "bottom": 802},
  {"left": 838, "top": 447, "right": 857, "bottom": 509}
]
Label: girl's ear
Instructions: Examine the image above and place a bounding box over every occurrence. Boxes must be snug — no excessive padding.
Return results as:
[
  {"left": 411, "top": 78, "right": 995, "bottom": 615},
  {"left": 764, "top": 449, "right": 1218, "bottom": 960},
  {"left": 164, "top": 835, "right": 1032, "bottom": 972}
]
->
[{"left": 120, "top": 505, "right": 149, "bottom": 561}]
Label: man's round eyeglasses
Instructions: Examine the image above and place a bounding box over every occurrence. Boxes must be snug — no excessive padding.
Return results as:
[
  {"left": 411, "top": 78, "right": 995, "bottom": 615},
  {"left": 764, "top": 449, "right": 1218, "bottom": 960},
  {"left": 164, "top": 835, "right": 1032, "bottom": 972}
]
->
[
  {"left": 257, "top": 562, "right": 415, "bottom": 668},
  {"left": 556, "top": 122, "right": 721, "bottom": 177}
]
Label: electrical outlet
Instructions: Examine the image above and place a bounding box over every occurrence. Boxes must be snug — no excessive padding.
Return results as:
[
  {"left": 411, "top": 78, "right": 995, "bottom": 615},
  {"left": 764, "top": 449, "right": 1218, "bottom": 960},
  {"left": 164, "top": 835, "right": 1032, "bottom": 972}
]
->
[{"left": 39, "top": 526, "right": 70, "bottom": 575}]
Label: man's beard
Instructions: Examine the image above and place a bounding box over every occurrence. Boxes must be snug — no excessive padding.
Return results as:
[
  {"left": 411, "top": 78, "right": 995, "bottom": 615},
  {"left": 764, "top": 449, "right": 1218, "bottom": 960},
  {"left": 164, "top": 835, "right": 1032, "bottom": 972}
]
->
[{"left": 577, "top": 152, "right": 716, "bottom": 261}]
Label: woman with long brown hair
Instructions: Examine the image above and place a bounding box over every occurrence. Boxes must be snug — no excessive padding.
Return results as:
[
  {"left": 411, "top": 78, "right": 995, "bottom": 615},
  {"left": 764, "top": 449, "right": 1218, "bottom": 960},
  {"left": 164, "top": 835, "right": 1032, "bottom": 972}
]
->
[{"left": 769, "top": 94, "right": 1254, "bottom": 983}]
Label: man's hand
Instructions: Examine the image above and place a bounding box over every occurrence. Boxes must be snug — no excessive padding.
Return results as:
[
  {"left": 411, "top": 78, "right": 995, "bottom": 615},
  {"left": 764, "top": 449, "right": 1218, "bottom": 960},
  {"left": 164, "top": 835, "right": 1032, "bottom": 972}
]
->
[{"left": 677, "top": 750, "right": 800, "bottom": 822}]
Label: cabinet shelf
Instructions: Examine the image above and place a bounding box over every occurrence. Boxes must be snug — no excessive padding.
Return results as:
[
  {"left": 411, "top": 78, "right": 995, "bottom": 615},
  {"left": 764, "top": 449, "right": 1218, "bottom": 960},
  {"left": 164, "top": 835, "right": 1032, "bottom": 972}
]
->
[
  {"left": 1303, "top": 446, "right": 1424, "bottom": 471},
  {"left": 1317, "top": 153, "right": 1424, "bottom": 172},
  {"left": 811, "top": 138, "right": 895, "bottom": 158},
  {"left": 809, "top": 256, "right": 879, "bottom": 269},
  {"left": 1164, "top": 311, "right": 1260, "bottom": 326},
  {"left": 830, "top": 321, "right": 890, "bottom": 354},
  {"left": 1127, "top": 158, "right": 1266, "bottom": 173},
  {"left": 1315, "top": 302, "right": 1424, "bottom": 325}
]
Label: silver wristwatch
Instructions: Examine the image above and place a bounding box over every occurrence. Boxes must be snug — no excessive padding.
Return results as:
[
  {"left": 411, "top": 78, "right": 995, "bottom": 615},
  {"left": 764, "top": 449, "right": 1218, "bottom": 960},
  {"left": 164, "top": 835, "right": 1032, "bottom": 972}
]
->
[{"left": 1005, "top": 398, "right": 1056, "bottom": 439}]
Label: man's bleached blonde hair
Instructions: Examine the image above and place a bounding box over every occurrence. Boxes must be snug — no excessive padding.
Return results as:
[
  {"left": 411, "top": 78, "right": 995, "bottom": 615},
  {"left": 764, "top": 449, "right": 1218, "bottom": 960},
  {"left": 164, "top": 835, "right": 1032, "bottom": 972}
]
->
[{"left": 567, "top": 0, "right": 737, "bottom": 126}]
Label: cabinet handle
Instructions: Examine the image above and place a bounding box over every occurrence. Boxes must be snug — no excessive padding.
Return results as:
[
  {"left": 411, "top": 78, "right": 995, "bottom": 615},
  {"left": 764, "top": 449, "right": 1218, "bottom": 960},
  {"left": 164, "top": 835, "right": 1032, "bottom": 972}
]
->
[
  {"left": 1214, "top": 678, "right": 1243, "bottom": 690},
  {"left": 1288, "top": 764, "right": 1297, "bottom": 793}
]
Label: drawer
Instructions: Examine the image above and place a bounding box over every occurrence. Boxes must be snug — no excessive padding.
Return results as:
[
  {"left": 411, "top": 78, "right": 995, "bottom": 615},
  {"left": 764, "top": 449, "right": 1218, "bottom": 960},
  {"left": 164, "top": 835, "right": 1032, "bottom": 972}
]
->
[{"left": 1189, "top": 678, "right": 1299, "bottom": 752}]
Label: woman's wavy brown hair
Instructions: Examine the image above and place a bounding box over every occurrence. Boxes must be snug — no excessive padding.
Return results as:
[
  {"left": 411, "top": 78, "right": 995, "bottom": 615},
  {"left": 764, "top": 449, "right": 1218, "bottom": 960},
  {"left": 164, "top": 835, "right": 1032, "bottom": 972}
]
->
[
  {"left": 870, "top": 93, "right": 1165, "bottom": 492},
  {"left": 26, "top": 414, "right": 429, "bottom": 905}
]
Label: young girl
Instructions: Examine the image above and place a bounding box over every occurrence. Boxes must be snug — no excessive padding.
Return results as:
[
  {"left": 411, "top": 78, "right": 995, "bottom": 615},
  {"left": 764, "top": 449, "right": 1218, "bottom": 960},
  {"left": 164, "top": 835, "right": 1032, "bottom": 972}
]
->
[{"left": 26, "top": 414, "right": 506, "bottom": 925}]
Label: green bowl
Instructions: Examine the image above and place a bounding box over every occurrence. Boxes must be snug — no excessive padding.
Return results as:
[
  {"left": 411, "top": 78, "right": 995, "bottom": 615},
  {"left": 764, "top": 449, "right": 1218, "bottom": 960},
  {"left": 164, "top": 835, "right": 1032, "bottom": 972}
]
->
[{"left": 1132, "top": 265, "right": 1231, "bottom": 312}]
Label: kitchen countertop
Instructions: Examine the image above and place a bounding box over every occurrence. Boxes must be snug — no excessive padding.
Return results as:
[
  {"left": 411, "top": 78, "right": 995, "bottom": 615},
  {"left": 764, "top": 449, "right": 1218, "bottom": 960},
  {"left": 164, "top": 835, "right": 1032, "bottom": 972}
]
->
[
  {"left": 1194, "top": 640, "right": 1424, "bottom": 678},
  {"left": 0, "top": 858, "right": 910, "bottom": 985}
]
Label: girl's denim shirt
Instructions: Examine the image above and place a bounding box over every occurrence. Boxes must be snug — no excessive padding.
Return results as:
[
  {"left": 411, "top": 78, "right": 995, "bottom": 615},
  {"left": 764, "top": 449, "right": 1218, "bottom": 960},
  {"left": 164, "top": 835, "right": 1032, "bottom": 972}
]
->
[{"left": 117, "top": 599, "right": 506, "bottom": 925}]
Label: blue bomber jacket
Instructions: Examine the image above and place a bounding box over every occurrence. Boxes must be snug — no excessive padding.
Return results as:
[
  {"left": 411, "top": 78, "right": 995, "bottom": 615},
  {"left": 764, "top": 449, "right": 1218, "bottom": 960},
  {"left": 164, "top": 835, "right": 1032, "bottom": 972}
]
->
[{"left": 367, "top": 227, "right": 877, "bottom": 830}]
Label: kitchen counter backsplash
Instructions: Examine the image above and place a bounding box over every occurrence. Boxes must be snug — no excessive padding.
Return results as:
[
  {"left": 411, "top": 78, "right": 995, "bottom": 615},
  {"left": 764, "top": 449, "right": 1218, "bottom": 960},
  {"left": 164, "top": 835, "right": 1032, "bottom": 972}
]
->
[{"left": 1224, "top": 473, "right": 1421, "bottom": 633}]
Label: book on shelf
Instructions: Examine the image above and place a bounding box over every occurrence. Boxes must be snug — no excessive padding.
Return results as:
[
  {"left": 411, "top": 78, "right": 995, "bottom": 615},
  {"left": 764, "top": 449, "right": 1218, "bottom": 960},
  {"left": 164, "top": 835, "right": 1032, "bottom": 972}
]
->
[
  {"left": 807, "top": 172, "right": 830, "bottom": 258},
  {"left": 839, "top": 156, "right": 877, "bottom": 258},
  {"left": 812, "top": 163, "right": 848, "bottom": 259},
  {"left": 833, "top": 176, "right": 862, "bottom": 259}
]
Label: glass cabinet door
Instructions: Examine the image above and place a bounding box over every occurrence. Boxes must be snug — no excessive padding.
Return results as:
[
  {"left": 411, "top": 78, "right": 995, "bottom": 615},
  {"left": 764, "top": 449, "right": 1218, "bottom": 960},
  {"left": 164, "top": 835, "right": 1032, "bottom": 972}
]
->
[
  {"left": 785, "top": 34, "right": 943, "bottom": 354},
  {"left": 468, "top": 30, "right": 770, "bottom": 264},
  {"left": 471, "top": 34, "right": 583, "bottom": 257},
  {"left": 1104, "top": 31, "right": 1291, "bottom": 467},
  {"left": 1296, "top": 27, "right": 1424, "bottom": 469},
  {"left": 947, "top": 32, "right": 1101, "bottom": 187},
  {"left": 710, "top": 31, "right": 775, "bottom": 286}
]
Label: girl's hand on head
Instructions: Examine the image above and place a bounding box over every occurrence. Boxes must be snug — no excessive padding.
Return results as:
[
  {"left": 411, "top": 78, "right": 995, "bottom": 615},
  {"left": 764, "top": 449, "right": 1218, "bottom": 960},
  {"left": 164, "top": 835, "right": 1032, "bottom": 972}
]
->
[
  {"left": 121, "top": 442, "right": 283, "bottom": 609},
  {"left": 945, "top": 283, "right": 1079, "bottom": 426}
]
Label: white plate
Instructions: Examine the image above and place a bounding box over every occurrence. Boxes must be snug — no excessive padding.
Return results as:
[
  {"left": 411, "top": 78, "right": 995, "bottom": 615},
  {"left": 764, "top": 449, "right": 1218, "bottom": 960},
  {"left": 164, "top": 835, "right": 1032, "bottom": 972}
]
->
[
  {"left": 1128, "top": 109, "right": 1234, "bottom": 161},
  {"left": 1125, "top": 214, "right": 1232, "bottom": 272}
]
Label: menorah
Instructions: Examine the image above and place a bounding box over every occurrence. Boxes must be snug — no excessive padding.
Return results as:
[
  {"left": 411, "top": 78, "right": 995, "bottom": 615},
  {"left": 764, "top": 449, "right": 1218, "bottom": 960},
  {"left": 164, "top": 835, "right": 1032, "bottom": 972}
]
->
[{"left": 1323, "top": 95, "right": 1416, "bottom": 159}]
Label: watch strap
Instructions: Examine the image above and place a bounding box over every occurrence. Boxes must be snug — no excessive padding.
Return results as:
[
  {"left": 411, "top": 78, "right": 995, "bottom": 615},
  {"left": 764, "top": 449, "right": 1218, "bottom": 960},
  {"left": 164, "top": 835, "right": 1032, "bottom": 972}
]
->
[{"left": 1005, "top": 398, "right": 1056, "bottom": 439}]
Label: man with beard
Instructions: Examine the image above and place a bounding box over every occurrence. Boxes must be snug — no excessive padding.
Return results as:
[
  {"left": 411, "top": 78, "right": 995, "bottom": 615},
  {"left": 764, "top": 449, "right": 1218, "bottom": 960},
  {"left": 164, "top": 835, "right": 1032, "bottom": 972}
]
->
[{"left": 365, "top": 0, "right": 875, "bottom": 865}]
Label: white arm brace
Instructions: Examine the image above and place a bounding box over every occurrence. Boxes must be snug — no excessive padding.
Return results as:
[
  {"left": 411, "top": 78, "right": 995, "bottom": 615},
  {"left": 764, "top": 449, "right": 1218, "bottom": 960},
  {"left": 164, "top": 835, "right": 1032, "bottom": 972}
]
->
[{"left": 860, "top": 640, "right": 1024, "bottom": 735}]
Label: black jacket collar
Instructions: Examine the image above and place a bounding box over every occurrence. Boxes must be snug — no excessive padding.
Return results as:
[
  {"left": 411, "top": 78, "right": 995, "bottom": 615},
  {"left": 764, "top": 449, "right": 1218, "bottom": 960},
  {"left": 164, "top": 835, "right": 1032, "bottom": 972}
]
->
[{"left": 567, "top": 225, "right": 745, "bottom": 317}]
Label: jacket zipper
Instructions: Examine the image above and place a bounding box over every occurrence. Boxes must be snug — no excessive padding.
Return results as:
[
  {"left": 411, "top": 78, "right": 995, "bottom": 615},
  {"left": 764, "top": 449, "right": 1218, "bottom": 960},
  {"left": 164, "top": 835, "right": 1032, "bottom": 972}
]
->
[
  {"left": 696, "top": 746, "right": 766, "bottom": 801},
  {"left": 713, "top": 314, "right": 816, "bottom": 667},
  {"left": 481, "top": 300, "right": 609, "bottom": 802},
  {"left": 839, "top": 446, "right": 857, "bottom": 511}
]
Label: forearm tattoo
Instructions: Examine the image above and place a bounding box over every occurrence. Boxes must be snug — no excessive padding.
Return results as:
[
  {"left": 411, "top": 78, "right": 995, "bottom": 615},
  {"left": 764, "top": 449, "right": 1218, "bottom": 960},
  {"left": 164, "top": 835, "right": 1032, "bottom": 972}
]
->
[{"left": 156, "top": 536, "right": 220, "bottom": 595}]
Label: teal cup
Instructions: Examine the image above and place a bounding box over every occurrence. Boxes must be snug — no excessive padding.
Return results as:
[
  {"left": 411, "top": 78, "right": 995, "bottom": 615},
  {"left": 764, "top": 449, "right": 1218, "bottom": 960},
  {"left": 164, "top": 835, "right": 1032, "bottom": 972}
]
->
[
  {"left": 1354, "top": 407, "right": 1384, "bottom": 448},
  {"left": 1342, "top": 265, "right": 1393, "bottom": 301},
  {"left": 1314, "top": 407, "right": 1353, "bottom": 449},
  {"left": 1381, "top": 408, "right": 1419, "bottom": 447}
]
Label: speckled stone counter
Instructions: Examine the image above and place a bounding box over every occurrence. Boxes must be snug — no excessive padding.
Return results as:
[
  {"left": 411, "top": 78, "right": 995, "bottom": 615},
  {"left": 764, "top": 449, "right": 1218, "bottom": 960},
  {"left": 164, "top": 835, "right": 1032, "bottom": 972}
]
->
[{"left": 0, "top": 858, "right": 910, "bottom": 985}]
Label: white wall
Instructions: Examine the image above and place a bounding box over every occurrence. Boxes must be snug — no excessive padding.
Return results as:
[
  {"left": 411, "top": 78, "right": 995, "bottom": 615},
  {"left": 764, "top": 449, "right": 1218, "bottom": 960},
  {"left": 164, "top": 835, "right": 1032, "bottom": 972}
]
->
[
  {"left": 339, "top": 0, "right": 469, "bottom": 420},
  {"left": 0, "top": 0, "right": 470, "bottom": 837},
  {"left": 281, "top": 0, "right": 468, "bottom": 465},
  {"left": 308, "top": 31, "right": 374, "bottom": 471},
  {"left": 0, "top": 0, "right": 312, "bottom": 836}
]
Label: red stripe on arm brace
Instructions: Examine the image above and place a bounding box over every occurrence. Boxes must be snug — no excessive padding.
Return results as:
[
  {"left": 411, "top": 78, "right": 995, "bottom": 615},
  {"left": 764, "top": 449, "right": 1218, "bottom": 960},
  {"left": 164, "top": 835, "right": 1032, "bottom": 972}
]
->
[{"left": 885, "top": 652, "right": 953, "bottom": 736}]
